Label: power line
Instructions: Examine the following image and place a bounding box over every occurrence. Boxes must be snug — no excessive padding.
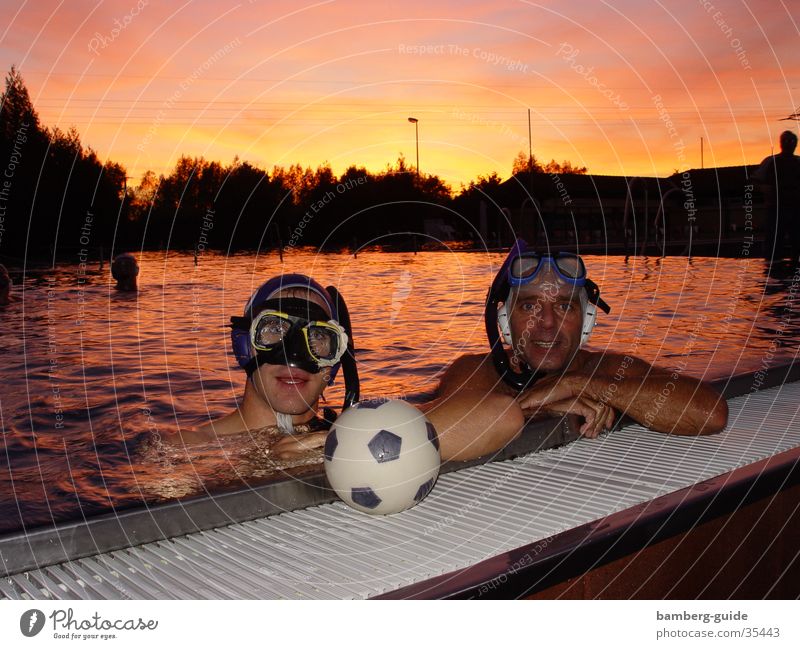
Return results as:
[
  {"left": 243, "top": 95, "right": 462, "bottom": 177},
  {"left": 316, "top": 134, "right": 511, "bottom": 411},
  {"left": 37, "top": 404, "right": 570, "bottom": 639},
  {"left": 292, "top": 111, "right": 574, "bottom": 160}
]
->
[
  {"left": 780, "top": 105, "right": 800, "bottom": 121},
  {"left": 40, "top": 114, "right": 787, "bottom": 126},
  {"left": 32, "top": 96, "right": 795, "bottom": 110},
  {"left": 20, "top": 69, "right": 797, "bottom": 90}
]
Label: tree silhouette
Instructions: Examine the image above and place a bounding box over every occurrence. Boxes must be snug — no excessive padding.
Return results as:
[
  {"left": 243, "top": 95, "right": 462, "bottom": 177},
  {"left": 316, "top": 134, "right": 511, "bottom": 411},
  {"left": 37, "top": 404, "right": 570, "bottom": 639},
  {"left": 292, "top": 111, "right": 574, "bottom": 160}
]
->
[
  {"left": 1, "top": 66, "right": 599, "bottom": 258},
  {"left": 511, "top": 149, "right": 586, "bottom": 175},
  {"left": 0, "top": 66, "right": 41, "bottom": 138},
  {"left": 0, "top": 67, "right": 127, "bottom": 258}
]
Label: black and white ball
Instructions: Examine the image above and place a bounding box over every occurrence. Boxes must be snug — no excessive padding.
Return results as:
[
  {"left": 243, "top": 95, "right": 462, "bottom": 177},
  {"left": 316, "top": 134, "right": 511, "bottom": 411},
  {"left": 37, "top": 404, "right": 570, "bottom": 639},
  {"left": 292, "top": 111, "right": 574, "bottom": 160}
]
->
[{"left": 324, "top": 399, "right": 441, "bottom": 515}]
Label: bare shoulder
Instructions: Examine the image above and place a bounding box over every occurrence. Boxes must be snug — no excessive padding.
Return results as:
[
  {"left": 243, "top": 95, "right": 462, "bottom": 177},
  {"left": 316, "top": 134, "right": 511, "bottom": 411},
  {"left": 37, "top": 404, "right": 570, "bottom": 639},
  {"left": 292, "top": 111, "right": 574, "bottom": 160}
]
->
[
  {"left": 167, "top": 427, "right": 218, "bottom": 445},
  {"left": 172, "top": 411, "right": 246, "bottom": 444},
  {"left": 444, "top": 352, "right": 487, "bottom": 374},
  {"left": 437, "top": 352, "right": 505, "bottom": 397}
]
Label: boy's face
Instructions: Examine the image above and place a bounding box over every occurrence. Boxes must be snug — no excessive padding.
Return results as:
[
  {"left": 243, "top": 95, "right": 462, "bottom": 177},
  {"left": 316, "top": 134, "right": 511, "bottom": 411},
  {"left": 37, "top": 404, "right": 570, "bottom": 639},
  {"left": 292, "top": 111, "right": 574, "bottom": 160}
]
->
[
  {"left": 250, "top": 288, "right": 330, "bottom": 414},
  {"left": 251, "top": 363, "right": 329, "bottom": 415}
]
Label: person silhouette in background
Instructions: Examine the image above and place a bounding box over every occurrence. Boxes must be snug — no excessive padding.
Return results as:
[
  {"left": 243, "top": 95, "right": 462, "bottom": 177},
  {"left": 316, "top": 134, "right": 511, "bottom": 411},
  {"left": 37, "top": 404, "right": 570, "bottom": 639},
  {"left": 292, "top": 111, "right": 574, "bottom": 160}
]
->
[
  {"left": 111, "top": 253, "right": 139, "bottom": 291},
  {"left": 754, "top": 130, "right": 800, "bottom": 264}
]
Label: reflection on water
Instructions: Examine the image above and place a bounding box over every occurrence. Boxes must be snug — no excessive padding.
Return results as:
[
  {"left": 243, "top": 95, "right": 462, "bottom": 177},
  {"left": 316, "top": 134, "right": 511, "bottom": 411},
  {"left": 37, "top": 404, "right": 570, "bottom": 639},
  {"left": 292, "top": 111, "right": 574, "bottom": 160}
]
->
[{"left": 1, "top": 251, "right": 799, "bottom": 532}]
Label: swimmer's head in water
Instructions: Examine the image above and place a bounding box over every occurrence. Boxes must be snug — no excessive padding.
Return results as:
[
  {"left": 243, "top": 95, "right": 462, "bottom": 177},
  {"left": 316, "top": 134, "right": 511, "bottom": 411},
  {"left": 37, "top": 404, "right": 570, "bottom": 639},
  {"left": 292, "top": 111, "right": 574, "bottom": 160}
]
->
[
  {"left": 246, "top": 295, "right": 348, "bottom": 373},
  {"left": 503, "top": 266, "right": 587, "bottom": 373},
  {"left": 111, "top": 253, "right": 139, "bottom": 291},
  {"left": 497, "top": 249, "right": 608, "bottom": 348},
  {"left": 231, "top": 273, "right": 360, "bottom": 416},
  {"left": 231, "top": 274, "right": 344, "bottom": 376}
]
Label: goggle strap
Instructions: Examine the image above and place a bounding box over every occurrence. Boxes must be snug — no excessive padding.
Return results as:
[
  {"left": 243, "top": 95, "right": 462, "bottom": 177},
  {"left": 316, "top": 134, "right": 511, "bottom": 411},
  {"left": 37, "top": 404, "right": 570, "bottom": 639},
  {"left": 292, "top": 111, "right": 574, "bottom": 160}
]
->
[
  {"left": 230, "top": 315, "right": 251, "bottom": 330},
  {"left": 251, "top": 297, "right": 331, "bottom": 322}
]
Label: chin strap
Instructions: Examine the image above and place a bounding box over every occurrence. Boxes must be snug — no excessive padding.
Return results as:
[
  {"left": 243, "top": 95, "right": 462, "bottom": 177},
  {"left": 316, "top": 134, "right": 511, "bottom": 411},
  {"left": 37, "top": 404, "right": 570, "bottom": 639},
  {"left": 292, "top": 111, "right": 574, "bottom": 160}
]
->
[
  {"left": 247, "top": 372, "right": 329, "bottom": 433},
  {"left": 275, "top": 411, "right": 294, "bottom": 435}
]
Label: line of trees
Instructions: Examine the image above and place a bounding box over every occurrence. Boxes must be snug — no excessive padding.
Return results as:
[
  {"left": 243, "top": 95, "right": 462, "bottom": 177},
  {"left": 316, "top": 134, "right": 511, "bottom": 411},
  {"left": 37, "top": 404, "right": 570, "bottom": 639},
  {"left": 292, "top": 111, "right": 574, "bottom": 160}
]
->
[
  {"left": 0, "top": 66, "right": 586, "bottom": 258},
  {"left": 127, "top": 154, "right": 453, "bottom": 251},
  {"left": 0, "top": 67, "right": 126, "bottom": 258}
]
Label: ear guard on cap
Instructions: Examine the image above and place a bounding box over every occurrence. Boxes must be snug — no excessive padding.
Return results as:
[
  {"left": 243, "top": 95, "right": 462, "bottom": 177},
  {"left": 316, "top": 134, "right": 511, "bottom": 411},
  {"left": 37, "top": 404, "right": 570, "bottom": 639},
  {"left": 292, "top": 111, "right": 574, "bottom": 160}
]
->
[
  {"left": 485, "top": 239, "right": 542, "bottom": 392},
  {"left": 497, "top": 302, "right": 513, "bottom": 346},
  {"left": 231, "top": 326, "right": 252, "bottom": 370},
  {"left": 582, "top": 279, "right": 609, "bottom": 345},
  {"left": 581, "top": 302, "right": 599, "bottom": 347}
]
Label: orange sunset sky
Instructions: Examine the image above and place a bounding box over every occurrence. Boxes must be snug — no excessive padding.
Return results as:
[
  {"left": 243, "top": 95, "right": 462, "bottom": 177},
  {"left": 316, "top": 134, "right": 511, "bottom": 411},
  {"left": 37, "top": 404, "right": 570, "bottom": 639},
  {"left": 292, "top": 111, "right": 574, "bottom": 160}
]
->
[{"left": 2, "top": 0, "right": 798, "bottom": 188}]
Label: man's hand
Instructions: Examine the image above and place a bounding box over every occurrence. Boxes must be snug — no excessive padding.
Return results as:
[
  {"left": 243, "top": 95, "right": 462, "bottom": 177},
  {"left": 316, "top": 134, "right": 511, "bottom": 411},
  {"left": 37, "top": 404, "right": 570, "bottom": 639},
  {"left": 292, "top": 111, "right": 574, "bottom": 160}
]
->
[
  {"left": 269, "top": 431, "right": 328, "bottom": 460},
  {"left": 519, "top": 353, "right": 728, "bottom": 436},
  {"left": 530, "top": 396, "right": 616, "bottom": 438},
  {"left": 517, "top": 372, "right": 583, "bottom": 410},
  {"left": 517, "top": 373, "right": 615, "bottom": 438}
]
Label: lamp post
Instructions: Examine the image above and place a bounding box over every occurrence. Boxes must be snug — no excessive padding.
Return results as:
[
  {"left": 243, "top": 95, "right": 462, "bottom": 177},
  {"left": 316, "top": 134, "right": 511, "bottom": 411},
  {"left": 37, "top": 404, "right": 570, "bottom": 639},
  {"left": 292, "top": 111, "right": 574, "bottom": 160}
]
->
[{"left": 407, "top": 117, "right": 419, "bottom": 177}]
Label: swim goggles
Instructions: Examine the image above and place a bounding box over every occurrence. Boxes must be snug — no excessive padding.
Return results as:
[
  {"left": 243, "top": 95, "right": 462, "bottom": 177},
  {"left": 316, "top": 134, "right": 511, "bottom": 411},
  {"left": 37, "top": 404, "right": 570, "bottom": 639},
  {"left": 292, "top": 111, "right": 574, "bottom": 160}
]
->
[
  {"left": 249, "top": 310, "right": 348, "bottom": 368},
  {"left": 507, "top": 252, "right": 587, "bottom": 287}
]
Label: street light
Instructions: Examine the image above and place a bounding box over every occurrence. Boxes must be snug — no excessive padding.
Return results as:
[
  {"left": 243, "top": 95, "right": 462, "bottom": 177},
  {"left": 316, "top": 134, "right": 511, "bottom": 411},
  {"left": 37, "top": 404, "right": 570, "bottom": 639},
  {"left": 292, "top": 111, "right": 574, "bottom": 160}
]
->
[{"left": 407, "top": 117, "right": 419, "bottom": 177}]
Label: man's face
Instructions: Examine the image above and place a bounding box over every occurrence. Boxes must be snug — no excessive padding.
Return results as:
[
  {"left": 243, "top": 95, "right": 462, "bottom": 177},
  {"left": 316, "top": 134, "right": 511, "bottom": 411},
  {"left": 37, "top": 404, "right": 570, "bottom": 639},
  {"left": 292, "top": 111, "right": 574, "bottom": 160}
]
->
[
  {"left": 506, "top": 270, "right": 583, "bottom": 373},
  {"left": 250, "top": 288, "right": 330, "bottom": 415}
]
